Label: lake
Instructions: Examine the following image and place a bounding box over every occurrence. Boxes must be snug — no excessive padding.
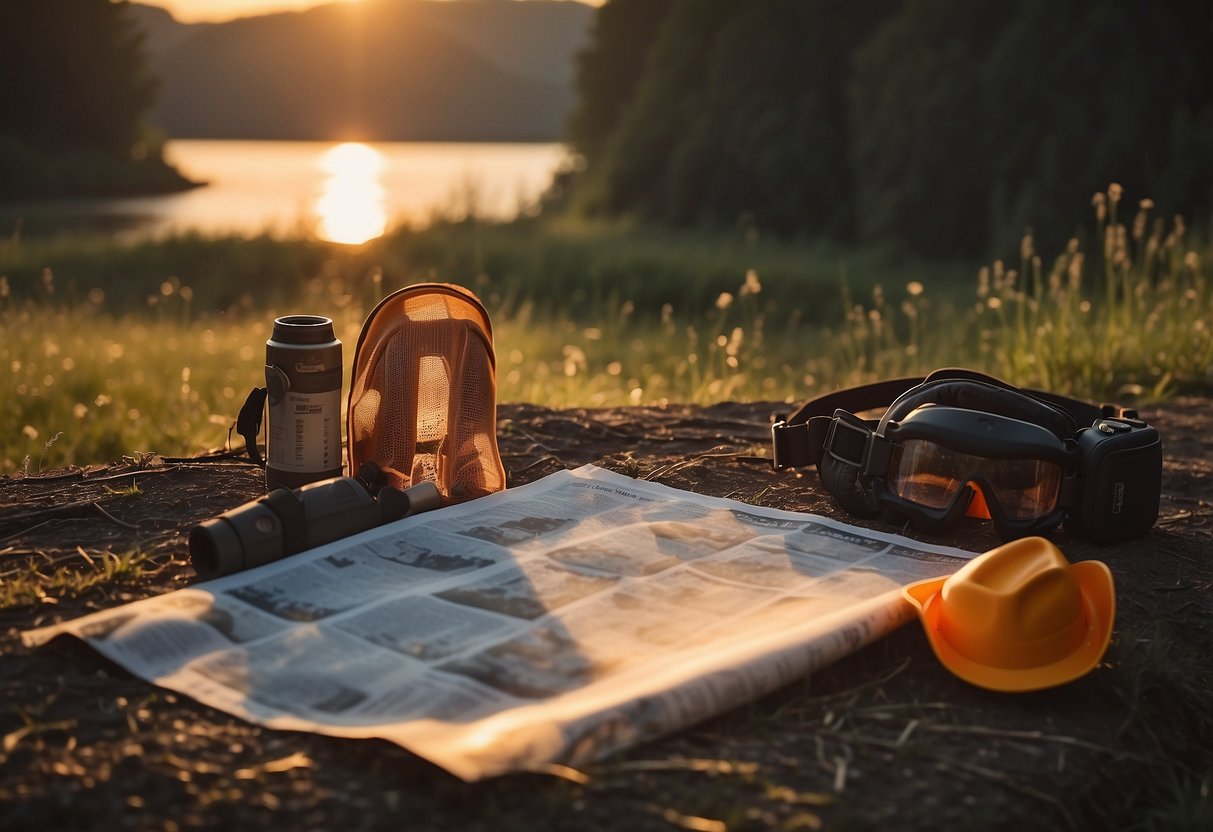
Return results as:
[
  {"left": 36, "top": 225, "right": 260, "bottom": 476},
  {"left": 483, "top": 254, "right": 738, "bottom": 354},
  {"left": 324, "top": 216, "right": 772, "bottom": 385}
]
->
[{"left": 3, "top": 140, "right": 569, "bottom": 244}]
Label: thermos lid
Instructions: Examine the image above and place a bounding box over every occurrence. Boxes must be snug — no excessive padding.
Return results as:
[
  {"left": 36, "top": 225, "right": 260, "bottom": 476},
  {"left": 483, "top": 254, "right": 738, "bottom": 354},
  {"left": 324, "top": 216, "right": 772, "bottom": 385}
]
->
[{"left": 271, "top": 315, "right": 336, "bottom": 345}]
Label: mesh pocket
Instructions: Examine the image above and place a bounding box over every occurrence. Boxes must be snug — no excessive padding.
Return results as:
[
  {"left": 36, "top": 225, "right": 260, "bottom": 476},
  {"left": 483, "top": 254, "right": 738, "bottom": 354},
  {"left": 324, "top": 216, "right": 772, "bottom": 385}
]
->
[{"left": 348, "top": 284, "right": 505, "bottom": 503}]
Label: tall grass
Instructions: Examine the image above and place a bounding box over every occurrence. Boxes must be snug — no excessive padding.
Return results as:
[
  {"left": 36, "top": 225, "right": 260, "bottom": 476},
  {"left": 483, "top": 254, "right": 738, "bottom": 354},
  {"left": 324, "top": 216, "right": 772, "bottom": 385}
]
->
[
  {"left": 1, "top": 185, "right": 1208, "bottom": 472},
  {"left": 971, "top": 187, "right": 1211, "bottom": 395}
]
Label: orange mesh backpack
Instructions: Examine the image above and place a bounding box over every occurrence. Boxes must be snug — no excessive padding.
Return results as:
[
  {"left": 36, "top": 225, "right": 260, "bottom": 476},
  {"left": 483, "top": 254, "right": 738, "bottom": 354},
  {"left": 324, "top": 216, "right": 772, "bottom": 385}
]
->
[{"left": 347, "top": 283, "right": 505, "bottom": 503}]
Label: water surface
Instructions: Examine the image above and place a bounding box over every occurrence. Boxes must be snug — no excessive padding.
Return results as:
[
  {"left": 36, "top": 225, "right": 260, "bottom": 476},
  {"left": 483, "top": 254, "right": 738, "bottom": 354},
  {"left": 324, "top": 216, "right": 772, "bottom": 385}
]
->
[{"left": 2, "top": 139, "right": 569, "bottom": 243}]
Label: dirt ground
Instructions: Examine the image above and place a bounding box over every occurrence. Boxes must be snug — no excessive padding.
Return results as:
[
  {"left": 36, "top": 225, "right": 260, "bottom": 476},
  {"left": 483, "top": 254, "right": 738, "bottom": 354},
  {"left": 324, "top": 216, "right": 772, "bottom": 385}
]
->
[{"left": 1, "top": 399, "right": 1210, "bottom": 830}]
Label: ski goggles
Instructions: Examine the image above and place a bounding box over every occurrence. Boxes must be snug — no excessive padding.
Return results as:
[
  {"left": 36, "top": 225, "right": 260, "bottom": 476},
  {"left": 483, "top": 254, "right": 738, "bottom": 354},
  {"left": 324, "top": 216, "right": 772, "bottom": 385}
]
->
[{"left": 771, "top": 369, "right": 1161, "bottom": 541}]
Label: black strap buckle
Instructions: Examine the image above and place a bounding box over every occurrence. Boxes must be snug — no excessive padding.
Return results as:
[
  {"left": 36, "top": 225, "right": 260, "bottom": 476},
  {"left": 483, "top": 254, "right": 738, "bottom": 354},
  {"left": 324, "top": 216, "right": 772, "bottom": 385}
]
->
[{"left": 823, "top": 410, "right": 872, "bottom": 468}]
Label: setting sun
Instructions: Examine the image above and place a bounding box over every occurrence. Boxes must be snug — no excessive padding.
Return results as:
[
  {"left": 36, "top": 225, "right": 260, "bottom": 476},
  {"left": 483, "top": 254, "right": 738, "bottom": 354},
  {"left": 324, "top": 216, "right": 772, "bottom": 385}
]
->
[{"left": 315, "top": 142, "right": 387, "bottom": 245}]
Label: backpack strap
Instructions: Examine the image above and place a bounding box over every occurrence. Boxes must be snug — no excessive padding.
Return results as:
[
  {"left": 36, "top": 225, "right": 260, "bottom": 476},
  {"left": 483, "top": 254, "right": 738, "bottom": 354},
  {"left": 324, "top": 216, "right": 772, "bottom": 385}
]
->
[{"left": 236, "top": 386, "right": 268, "bottom": 466}]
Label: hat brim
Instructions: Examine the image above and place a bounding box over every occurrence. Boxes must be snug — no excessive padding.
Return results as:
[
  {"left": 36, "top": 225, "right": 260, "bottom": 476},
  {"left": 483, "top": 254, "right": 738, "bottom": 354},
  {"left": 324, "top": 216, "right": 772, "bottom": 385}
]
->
[{"left": 902, "top": 560, "right": 1115, "bottom": 693}]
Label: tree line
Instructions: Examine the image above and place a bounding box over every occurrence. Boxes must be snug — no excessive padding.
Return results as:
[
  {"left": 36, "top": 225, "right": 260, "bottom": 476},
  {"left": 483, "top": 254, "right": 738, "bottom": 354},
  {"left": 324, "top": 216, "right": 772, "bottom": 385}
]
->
[
  {"left": 0, "top": 0, "right": 190, "bottom": 199},
  {"left": 564, "top": 0, "right": 1213, "bottom": 259}
]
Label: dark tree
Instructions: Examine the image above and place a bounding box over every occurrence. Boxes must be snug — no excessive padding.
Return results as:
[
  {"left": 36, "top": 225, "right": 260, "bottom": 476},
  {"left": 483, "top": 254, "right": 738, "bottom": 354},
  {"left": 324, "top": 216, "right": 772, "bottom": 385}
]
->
[
  {"left": 567, "top": 0, "right": 898, "bottom": 236},
  {"left": 848, "top": 0, "right": 1017, "bottom": 258},
  {"left": 979, "top": 0, "right": 1213, "bottom": 255},
  {"left": 0, "top": 0, "right": 157, "bottom": 157},
  {"left": 566, "top": 0, "right": 675, "bottom": 167}
]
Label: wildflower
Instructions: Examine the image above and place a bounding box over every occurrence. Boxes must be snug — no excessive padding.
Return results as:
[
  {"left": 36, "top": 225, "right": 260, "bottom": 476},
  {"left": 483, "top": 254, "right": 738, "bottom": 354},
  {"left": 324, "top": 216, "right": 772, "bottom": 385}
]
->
[
  {"left": 1108, "top": 183, "right": 1124, "bottom": 203},
  {"left": 740, "top": 269, "right": 762, "bottom": 296},
  {"left": 906, "top": 281, "right": 924, "bottom": 297},
  {"left": 1132, "top": 209, "right": 1147, "bottom": 242},
  {"left": 1068, "top": 252, "right": 1084, "bottom": 291},
  {"left": 562, "top": 345, "right": 586, "bottom": 377},
  {"left": 1139, "top": 198, "right": 1155, "bottom": 211},
  {"left": 715, "top": 292, "right": 734, "bottom": 310},
  {"left": 726, "top": 327, "right": 744, "bottom": 356}
]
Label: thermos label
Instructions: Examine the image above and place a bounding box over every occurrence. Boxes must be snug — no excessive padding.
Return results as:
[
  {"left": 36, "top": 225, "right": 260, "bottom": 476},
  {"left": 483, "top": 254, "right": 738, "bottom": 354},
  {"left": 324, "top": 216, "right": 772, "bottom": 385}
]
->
[{"left": 267, "top": 388, "right": 341, "bottom": 472}]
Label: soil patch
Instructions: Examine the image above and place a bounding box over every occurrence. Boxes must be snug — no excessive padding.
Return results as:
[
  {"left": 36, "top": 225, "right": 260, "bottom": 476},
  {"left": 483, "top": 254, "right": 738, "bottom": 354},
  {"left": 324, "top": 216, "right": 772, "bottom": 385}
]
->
[{"left": 2, "top": 400, "right": 1211, "bottom": 830}]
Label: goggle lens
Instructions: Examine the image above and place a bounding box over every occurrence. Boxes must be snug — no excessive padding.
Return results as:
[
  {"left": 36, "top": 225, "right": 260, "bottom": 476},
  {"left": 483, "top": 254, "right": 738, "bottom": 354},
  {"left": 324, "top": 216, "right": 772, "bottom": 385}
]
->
[{"left": 888, "top": 439, "right": 1062, "bottom": 521}]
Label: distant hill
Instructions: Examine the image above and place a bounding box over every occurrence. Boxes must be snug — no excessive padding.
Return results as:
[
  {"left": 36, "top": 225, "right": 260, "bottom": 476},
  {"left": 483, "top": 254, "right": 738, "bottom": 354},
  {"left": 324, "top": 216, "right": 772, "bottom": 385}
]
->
[{"left": 128, "top": 0, "right": 593, "bottom": 141}]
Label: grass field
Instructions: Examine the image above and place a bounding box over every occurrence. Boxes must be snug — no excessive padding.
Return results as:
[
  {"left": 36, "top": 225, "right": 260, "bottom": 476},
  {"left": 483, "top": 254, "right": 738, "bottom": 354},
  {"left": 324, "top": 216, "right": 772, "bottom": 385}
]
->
[{"left": 2, "top": 188, "right": 1209, "bottom": 472}]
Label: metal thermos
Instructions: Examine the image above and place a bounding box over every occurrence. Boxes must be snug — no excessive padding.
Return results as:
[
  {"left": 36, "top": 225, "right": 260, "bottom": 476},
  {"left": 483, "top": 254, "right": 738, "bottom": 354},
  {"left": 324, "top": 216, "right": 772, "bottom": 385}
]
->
[{"left": 264, "top": 315, "right": 343, "bottom": 490}]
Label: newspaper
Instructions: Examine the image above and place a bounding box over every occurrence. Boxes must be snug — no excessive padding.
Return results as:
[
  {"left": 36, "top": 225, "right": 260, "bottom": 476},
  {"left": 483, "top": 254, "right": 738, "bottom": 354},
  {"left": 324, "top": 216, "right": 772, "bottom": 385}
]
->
[{"left": 24, "top": 465, "right": 974, "bottom": 781}]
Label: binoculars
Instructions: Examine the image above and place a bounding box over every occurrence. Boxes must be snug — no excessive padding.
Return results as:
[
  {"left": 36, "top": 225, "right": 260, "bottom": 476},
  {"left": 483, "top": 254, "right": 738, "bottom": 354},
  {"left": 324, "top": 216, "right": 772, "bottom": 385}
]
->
[{"left": 189, "top": 474, "right": 442, "bottom": 580}]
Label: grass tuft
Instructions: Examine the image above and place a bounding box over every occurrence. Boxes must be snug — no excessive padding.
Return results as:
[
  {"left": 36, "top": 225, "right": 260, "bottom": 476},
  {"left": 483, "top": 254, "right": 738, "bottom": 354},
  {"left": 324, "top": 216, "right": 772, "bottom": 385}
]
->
[{"left": 0, "top": 550, "right": 157, "bottom": 609}]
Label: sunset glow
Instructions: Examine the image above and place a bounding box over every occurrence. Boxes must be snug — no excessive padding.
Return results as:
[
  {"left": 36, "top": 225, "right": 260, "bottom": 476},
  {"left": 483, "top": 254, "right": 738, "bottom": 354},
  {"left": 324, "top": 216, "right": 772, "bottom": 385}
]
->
[
  {"left": 315, "top": 142, "right": 387, "bottom": 245},
  {"left": 151, "top": 0, "right": 599, "bottom": 25}
]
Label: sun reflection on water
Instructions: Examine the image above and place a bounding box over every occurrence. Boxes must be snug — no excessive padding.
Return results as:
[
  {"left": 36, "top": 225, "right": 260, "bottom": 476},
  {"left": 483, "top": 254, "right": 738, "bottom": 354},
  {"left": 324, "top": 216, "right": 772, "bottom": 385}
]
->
[{"left": 316, "top": 142, "right": 387, "bottom": 245}]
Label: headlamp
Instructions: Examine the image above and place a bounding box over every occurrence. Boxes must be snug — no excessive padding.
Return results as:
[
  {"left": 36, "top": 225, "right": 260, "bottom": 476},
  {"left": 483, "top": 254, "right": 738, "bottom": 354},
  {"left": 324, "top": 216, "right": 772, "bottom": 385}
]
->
[{"left": 772, "top": 369, "right": 1162, "bottom": 542}]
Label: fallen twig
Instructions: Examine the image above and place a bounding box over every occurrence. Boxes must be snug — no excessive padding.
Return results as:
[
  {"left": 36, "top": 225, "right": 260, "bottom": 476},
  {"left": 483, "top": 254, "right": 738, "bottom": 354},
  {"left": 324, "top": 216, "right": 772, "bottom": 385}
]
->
[{"left": 91, "top": 503, "right": 140, "bottom": 530}]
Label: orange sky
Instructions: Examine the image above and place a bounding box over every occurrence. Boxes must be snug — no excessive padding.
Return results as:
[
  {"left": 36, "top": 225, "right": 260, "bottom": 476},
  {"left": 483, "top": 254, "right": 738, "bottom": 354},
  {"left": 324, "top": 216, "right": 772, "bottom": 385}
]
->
[{"left": 149, "top": 0, "right": 601, "bottom": 25}]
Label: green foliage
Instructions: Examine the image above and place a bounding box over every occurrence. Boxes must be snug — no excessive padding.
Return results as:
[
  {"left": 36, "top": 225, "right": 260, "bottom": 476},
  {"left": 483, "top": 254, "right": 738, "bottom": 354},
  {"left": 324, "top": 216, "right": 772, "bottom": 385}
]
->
[
  {"left": 565, "top": 0, "right": 674, "bottom": 168},
  {"left": 0, "top": 0, "right": 190, "bottom": 199},
  {"left": 568, "top": 0, "right": 1213, "bottom": 258},
  {"left": 0, "top": 0, "right": 155, "bottom": 156},
  {"left": 0, "top": 550, "right": 155, "bottom": 609},
  {"left": 582, "top": 0, "right": 895, "bottom": 236},
  {"left": 849, "top": 1, "right": 1014, "bottom": 258}
]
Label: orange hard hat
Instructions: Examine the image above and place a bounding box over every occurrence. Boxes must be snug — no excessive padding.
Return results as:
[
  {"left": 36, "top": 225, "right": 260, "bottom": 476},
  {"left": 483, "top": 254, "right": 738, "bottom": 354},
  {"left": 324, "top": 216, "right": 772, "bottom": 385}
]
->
[{"left": 902, "top": 536, "right": 1115, "bottom": 692}]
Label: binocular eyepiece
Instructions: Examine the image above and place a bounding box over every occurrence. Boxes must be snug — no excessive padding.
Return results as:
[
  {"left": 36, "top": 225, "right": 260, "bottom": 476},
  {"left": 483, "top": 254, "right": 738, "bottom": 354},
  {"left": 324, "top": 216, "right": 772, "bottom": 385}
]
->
[{"left": 189, "top": 474, "right": 442, "bottom": 580}]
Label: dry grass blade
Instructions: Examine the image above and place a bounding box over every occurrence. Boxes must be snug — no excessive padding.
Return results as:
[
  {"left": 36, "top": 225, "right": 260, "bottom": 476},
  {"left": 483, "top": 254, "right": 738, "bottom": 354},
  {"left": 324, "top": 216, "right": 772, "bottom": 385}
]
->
[
  {"left": 659, "top": 808, "right": 726, "bottom": 832},
  {"left": 922, "top": 724, "right": 1143, "bottom": 758},
  {"left": 613, "top": 757, "right": 759, "bottom": 776},
  {"left": 234, "top": 751, "right": 313, "bottom": 779}
]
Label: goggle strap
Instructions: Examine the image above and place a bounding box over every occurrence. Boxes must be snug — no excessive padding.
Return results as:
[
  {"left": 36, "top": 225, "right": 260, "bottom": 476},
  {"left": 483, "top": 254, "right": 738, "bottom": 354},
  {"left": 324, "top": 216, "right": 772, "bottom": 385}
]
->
[
  {"left": 773, "top": 376, "right": 923, "bottom": 470},
  {"left": 771, "top": 415, "right": 836, "bottom": 469},
  {"left": 773, "top": 371, "right": 1114, "bottom": 471}
]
